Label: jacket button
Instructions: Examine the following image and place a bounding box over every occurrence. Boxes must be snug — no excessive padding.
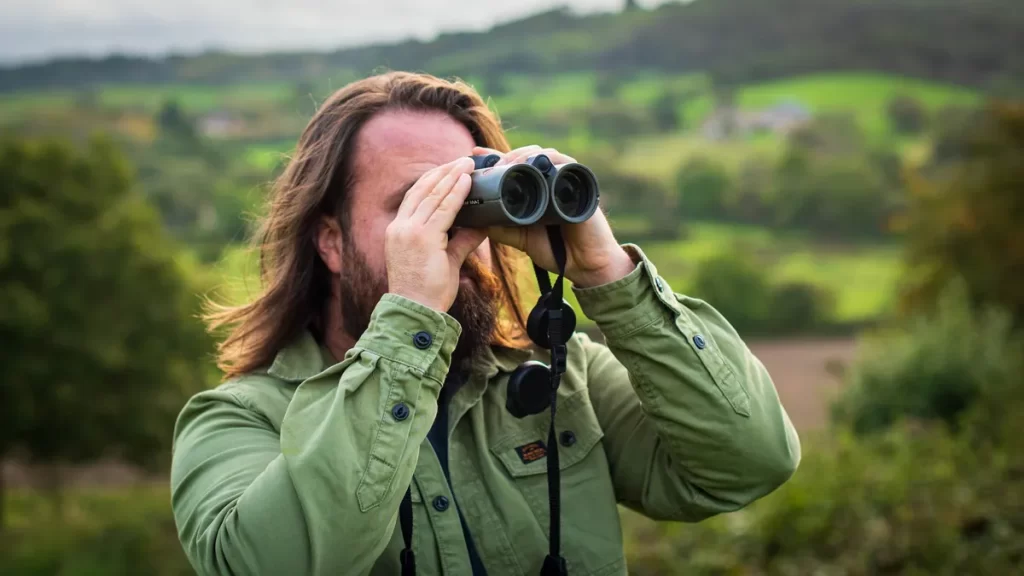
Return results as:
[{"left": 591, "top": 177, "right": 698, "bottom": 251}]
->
[
  {"left": 655, "top": 277, "right": 664, "bottom": 292},
  {"left": 391, "top": 403, "right": 410, "bottom": 421},
  {"left": 432, "top": 495, "right": 449, "bottom": 512},
  {"left": 413, "top": 331, "right": 433, "bottom": 349},
  {"left": 560, "top": 430, "right": 576, "bottom": 447},
  {"left": 693, "top": 335, "right": 706, "bottom": 350}
]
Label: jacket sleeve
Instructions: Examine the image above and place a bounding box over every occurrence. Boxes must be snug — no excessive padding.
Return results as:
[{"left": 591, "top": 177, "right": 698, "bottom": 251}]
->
[
  {"left": 572, "top": 244, "right": 801, "bottom": 522},
  {"left": 169, "top": 294, "right": 460, "bottom": 576}
]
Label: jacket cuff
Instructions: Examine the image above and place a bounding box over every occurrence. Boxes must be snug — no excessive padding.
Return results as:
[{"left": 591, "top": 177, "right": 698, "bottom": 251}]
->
[
  {"left": 572, "top": 244, "right": 682, "bottom": 338},
  {"left": 356, "top": 293, "right": 462, "bottom": 385}
]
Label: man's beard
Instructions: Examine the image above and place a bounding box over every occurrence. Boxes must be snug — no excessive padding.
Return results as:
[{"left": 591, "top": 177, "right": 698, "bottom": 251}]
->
[{"left": 338, "top": 239, "right": 500, "bottom": 371}]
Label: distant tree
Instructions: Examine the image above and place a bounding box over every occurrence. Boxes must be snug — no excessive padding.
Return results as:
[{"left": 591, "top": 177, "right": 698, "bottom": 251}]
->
[
  {"left": 594, "top": 72, "right": 621, "bottom": 99},
  {"left": 0, "top": 137, "right": 215, "bottom": 528},
  {"left": 675, "top": 156, "right": 731, "bottom": 220},
  {"left": 596, "top": 166, "right": 679, "bottom": 240},
  {"left": 651, "top": 91, "right": 681, "bottom": 132},
  {"left": 900, "top": 100, "right": 1024, "bottom": 326},
  {"left": 887, "top": 94, "right": 929, "bottom": 135},
  {"left": 691, "top": 252, "right": 774, "bottom": 334},
  {"left": 788, "top": 112, "right": 864, "bottom": 156},
  {"left": 770, "top": 282, "right": 836, "bottom": 333},
  {"left": 770, "top": 113, "right": 897, "bottom": 239},
  {"left": 772, "top": 150, "right": 891, "bottom": 239},
  {"left": 728, "top": 157, "right": 775, "bottom": 225},
  {"left": 157, "top": 99, "right": 196, "bottom": 142},
  {"left": 583, "top": 100, "right": 655, "bottom": 141}
]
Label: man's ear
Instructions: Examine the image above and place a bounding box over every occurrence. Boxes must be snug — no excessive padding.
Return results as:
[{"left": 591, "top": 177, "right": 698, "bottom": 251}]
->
[{"left": 316, "top": 215, "right": 344, "bottom": 274}]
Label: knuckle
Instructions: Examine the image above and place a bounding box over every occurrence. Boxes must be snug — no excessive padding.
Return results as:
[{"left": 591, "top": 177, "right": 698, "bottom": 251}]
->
[{"left": 386, "top": 223, "right": 411, "bottom": 241}]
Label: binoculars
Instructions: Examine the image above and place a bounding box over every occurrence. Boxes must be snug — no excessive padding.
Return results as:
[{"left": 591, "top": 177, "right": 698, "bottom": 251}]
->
[{"left": 453, "top": 153, "right": 600, "bottom": 228}]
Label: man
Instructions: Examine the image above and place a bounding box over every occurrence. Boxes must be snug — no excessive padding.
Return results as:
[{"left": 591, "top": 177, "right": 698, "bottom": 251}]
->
[{"left": 170, "top": 71, "right": 800, "bottom": 576}]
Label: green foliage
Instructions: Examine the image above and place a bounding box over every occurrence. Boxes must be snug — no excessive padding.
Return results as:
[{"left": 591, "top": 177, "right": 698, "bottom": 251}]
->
[
  {"left": 888, "top": 94, "right": 929, "bottom": 135},
  {"left": 768, "top": 113, "right": 899, "bottom": 240},
  {"left": 593, "top": 166, "right": 680, "bottom": 241},
  {"left": 901, "top": 100, "right": 1024, "bottom": 326},
  {"left": 650, "top": 91, "right": 682, "bottom": 132},
  {"left": 675, "top": 156, "right": 732, "bottom": 221},
  {"left": 691, "top": 252, "right": 836, "bottom": 335},
  {"left": 771, "top": 282, "right": 838, "bottom": 334},
  {"left": 3, "top": 0, "right": 1017, "bottom": 96},
  {"left": 2, "top": 487, "right": 192, "bottom": 576},
  {"left": 623, "top": 419, "right": 1024, "bottom": 574},
  {"left": 0, "top": 137, "right": 215, "bottom": 522},
  {"left": 622, "top": 279, "right": 1024, "bottom": 573},
  {"left": 692, "top": 253, "right": 774, "bottom": 333},
  {"left": 834, "top": 281, "right": 1023, "bottom": 435},
  {"left": 583, "top": 99, "right": 656, "bottom": 142}
]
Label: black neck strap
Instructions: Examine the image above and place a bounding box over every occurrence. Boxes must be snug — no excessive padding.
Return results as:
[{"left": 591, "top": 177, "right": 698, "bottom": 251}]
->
[
  {"left": 400, "top": 486, "right": 415, "bottom": 575},
  {"left": 539, "top": 224, "right": 569, "bottom": 576},
  {"left": 401, "top": 225, "right": 571, "bottom": 576}
]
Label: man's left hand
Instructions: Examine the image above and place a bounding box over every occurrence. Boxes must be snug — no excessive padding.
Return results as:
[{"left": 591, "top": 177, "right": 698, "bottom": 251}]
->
[{"left": 472, "top": 145, "right": 636, "bottom": 289}]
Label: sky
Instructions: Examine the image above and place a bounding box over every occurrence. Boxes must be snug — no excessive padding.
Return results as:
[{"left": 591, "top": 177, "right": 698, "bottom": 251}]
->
[{"left": 0, "top": 0, "right": 669, "bottom": 65}]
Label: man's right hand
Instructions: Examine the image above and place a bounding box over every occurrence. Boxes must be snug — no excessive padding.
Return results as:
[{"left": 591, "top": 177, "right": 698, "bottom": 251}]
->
[{"left": 385, "top": 156, "right": 486, "bottom": 313}]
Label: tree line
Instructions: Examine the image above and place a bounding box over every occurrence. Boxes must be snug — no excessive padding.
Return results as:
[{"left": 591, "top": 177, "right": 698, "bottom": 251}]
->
[{"left": 1, "top": 0, "right": 1021, "bottom": 94}]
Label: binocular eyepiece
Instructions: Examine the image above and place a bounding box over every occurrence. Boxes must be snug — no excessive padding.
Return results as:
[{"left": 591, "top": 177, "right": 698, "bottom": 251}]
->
[{"left": 453, "top": 153, "right": 600, "bottom": 228}]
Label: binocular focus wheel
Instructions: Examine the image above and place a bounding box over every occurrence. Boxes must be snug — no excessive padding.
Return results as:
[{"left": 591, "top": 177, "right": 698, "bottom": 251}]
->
[
  {"left": 506, "top": 361, "right": 553, "bottom": 419},
  {"left": 526, "top": 295, "right": 577, "bottom": 349}
]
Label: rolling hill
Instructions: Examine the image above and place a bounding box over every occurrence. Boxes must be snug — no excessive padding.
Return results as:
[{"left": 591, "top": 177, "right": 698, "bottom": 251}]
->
[{"left": 0, "top": 0, "right": 1020, "bottom": 94}]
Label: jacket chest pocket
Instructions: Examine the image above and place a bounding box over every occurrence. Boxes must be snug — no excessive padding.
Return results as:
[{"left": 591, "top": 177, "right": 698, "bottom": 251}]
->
[{"left": 488, "top": 389, "right": 627, "bottom": 576}]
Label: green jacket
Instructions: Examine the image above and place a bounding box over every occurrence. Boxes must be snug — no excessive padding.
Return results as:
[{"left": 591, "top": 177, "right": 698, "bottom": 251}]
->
[{"left": 170, "top": 244, "right": 800, "bottom": 576}]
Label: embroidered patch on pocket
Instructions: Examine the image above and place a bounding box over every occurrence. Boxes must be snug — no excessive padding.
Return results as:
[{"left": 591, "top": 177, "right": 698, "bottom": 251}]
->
[{"left": 514, "top": 441, "right": 547, "bottom": 464}]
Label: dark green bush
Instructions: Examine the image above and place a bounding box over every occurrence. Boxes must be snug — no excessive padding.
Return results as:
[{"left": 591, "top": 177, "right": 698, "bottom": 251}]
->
[
  {"left": 623, "top": 420, "right": 1024, "bottom": 575},
  {"left": 675, "top": 156, "right": 732, "bottom": 221},
  {"left": 770, "top": 281, "right": 836, "bottom": 333},
  {"left": 832, "top": 281, "right": 1023, "bottom": 435},
  {"left": 690, "top": 253, "right": 837, "bottom": 335},
  {"left": 691, "top": 252, "right": 774, "bottom": 334},
  {"left": 2, "top": 486, "right": 192, "bottom": 576}
]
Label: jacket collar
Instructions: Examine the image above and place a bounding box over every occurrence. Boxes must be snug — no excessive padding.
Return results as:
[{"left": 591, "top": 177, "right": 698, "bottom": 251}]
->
[{"left": 266, "top": 329, "right": 536, "bottom": 384}]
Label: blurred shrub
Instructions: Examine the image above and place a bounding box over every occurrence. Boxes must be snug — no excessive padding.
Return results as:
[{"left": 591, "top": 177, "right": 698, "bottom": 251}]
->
[
  {"left": 691, "top": 252, "right": 774, "bottom": 334},
  {"left": 675, "top": 156, "right": 732, "bottom": 221},
  {"left": 833, "top": 281, "right": 1023, "bottom": 436},
  {"left": 623, "top": 407, "right": 1024, "bottom": 575},
  {"left": 900, "top": 100, "right": 1024, "bottom": 326},
  {"left": 771, "top": 150, "right": 893, "bottom": 240},
  {"left": 584, "top": 99, "right": 657, "bottom": 141},
  {"left": 887, "top": 94, "right": 930, "bottom": 135},
  {"left": 0, "top": 136, "right": 216, "bottom": 527},
  {"left": 597, "top": 167, "right": 681, "bottom": 241},
  {"left": 691, "top": 252, "right": 836, "bottom": 335},
  {"left": 2, "top": 486, "right": 192, "bottom": 576},
  {"left": 770, "top": 281, "right": 837, "bottom": 334}
]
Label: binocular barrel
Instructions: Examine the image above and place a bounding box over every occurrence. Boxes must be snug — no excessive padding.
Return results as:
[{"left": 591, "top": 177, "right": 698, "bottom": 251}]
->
[{"left": 452, "top": 153, "right": 600, "bottom": 228}]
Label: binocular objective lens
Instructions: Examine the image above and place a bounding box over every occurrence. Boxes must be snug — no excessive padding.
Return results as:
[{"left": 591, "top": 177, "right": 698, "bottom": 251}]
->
[
  {"left": 502, "top": 172, "right": 541, "bottom": 221},
  {"left": 554, "top": 171, "right": 589, "bottom": 218}
]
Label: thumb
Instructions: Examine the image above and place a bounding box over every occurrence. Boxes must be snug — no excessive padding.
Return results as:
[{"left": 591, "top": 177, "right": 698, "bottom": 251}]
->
[{"left": 447, "top": 227, "right": 488, "bottom": 265}]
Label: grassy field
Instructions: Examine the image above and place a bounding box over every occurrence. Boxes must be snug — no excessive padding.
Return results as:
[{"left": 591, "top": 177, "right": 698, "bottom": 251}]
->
[
  {"left": 735, "top": 72, "right": 980, "bottom": 139},
  {"left": 638, "top": 223, "right": 901, "bottom": 322}
]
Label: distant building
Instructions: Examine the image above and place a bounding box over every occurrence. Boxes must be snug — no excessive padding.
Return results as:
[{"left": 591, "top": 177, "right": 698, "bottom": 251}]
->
[
  {"left": 702, "top": 100, "right": 812, "bottom": 140},
  {"left": 198, "top": 110, "right": 247, "bottom": 138}
]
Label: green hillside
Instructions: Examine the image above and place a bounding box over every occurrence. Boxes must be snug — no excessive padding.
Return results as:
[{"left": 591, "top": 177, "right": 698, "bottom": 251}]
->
[{"left": 1, "top": 0, "right": 1020, "bottom": 93}]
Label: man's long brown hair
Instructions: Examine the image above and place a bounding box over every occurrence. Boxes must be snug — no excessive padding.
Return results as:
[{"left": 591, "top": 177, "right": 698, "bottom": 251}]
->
[{"left": 205, "top": 71, "right": 533, "bottom": 380}]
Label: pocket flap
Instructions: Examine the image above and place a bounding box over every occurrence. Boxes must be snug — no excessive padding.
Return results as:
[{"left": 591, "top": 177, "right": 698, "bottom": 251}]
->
[{"left": 489, "top": 388, "right": 604, "bottom": 478}]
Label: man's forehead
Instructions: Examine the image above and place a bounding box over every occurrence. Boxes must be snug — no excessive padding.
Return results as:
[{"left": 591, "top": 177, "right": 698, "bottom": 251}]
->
[{"left": 354, "top": 110, "right": 475, "bottom": 173}]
